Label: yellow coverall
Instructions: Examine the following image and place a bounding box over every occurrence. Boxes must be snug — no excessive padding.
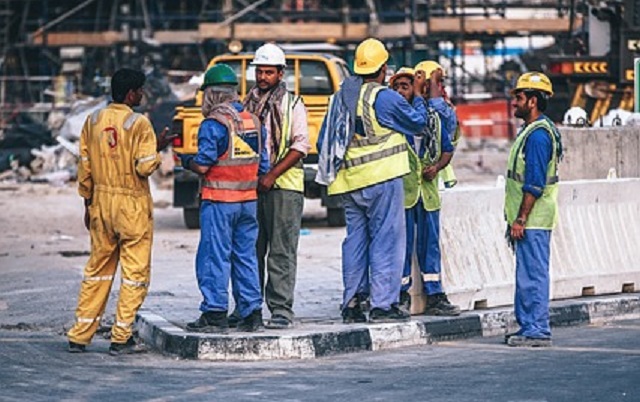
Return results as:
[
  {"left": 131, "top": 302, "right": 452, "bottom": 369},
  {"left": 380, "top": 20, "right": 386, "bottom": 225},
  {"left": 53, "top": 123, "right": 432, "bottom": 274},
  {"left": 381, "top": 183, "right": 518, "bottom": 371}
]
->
[{"left": 67, "top": 103, "right": 160, "bottom": 345}]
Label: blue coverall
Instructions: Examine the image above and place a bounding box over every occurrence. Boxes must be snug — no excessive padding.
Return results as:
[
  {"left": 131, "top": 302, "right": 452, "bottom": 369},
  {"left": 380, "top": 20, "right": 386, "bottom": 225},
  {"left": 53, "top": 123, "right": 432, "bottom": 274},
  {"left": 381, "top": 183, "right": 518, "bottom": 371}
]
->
[
  {"left": 319, "top": 89, "right": 428, "bottom": 311},
  {"left": 401, "top": 111, "right": 454, "bottom": 296},
  {"left": 429, "top": 97, "right": 457, "bottom": 140},
  {"left": 193, "top": 102, "right": 269, "bottom": 319},
  {"left": 514, "top": 116, "right": 554, "bottom": 339}
]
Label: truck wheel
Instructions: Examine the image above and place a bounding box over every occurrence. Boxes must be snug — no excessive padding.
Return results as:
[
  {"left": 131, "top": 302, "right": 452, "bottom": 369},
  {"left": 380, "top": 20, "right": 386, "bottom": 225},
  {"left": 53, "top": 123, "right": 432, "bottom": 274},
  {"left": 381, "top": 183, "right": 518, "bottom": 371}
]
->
[
  {"left": 183, "top": 207, "right": 200, "bottom": 229},
  {"left": 327, "top": 207, "right": 346, "bottom": 227}
]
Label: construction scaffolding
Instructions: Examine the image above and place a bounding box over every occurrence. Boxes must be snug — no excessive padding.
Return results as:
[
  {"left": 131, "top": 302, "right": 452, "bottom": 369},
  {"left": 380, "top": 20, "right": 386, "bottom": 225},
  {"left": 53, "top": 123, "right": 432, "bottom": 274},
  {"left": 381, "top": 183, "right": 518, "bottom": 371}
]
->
[{"left": 0, "top": 0, "right": 586, "bottom": 123}]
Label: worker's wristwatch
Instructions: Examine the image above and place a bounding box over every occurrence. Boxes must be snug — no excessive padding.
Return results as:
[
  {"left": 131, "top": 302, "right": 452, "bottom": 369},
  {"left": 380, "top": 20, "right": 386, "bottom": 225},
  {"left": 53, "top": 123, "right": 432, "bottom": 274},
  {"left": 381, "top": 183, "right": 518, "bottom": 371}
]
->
[{"left": 515, "top": 217, "right": 526, "bottom": 226}]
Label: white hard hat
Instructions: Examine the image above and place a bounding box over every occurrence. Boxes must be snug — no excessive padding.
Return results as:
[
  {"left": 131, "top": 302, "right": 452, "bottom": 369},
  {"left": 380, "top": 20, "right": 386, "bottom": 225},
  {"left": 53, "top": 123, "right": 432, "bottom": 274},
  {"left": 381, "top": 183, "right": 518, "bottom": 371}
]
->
[{"left": 251, "top": 43, "right": 286, "bottom": 67}]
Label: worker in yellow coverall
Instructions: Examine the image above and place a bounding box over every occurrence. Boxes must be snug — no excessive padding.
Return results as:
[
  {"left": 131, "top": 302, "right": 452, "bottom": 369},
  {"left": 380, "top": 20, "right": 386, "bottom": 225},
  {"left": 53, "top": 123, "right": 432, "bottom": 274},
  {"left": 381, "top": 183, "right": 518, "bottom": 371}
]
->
[{"left": 67, "top": 68, "right": 174, "bottom": 356}]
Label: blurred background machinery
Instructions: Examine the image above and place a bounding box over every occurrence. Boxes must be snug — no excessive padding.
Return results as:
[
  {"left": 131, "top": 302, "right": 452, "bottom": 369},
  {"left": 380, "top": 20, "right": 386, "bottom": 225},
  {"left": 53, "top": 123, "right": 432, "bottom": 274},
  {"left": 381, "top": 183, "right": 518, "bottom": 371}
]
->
[{"left": 1, "top": 0, "right": 639, "bottom": 140}]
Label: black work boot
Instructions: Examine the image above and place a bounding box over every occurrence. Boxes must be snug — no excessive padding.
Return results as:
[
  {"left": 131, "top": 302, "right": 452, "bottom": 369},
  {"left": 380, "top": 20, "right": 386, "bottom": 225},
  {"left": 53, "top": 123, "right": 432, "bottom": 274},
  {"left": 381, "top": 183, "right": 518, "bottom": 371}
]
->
[
  {"left": 424, "top": 293, "right": 461, "bottom": 316},
  {"left": 186, "top": 311, "right": 229, "bottom": 333},
  {"left": 507, "top": 335, "right": 552, "bottom": 348},
  {"left": 399, "top": 291, "right": 412, "bottom": 314},
  {"left": 68, "top": 341, "right": 86, "bottom": 353},
  {"left": 504, "top": 330, "right": 523, "bottom": 344},
  {"left": 237, "top": 309, "right": 264, "bottom": 333},
  {"left": 265, "top": 314, "right": 293, "bottom": 329},
  {"left": 342, "top": 295, "right": 367, "bottom": 324},
  {"left": 227, "top": 310, "right": 242, "bottom": 328},
  {"left": 109, "top": 337, "right": 148, "bottom": 356},
  {"left": 368, "top": 305, "right": 410, "bottom": 323}
]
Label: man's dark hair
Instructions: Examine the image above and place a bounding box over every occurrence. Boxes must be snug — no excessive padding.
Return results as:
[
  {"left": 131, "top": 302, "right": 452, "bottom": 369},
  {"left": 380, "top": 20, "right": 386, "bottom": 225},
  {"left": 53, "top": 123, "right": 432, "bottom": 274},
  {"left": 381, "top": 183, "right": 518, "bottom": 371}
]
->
[
  {"left": 111, "top": 68, "right": 145, "bottom": 103},
  {"left": 523, "top": 89, "right": 548, "bottom": 112},
  {"left": 358, "top": 65, "right": 385, "bottom": 81}
]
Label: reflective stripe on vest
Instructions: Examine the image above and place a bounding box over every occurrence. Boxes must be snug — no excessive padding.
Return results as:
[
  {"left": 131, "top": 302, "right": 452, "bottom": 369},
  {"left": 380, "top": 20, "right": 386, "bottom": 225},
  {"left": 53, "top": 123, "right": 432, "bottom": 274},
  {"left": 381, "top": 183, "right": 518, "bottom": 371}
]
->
[
  {"left": 504, "top": 117, "right": 560, "bottom": 230},
  {"left": 327, "top": 82, "right": 410, "bottom": 195},
  {"left": 201, "top": 110, "right": 261, "bottom": 203},
  {"left": 344, "top": 143, "right": 407, "bottom": 168},
  {"left": 203, "top": 180, "right": 258, "bottom": 190},
  {"left": 403, "top": 109, "right": 443, "bottom": 211},
  {"left": 273, "top": 93, "right": 304, "bottom": 192}
]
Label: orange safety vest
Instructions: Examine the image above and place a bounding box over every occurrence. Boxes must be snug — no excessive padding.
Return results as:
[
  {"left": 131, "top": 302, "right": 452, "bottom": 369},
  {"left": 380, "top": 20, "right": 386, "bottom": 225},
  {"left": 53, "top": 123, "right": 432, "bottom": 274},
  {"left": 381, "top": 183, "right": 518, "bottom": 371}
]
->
[{"left": 201, "top": 110, "right": 262, "bottom": 203}]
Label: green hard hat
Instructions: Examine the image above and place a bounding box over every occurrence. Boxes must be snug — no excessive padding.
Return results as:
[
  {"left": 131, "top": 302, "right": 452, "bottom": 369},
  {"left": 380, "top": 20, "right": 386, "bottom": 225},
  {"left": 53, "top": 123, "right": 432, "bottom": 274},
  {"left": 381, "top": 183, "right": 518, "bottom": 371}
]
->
[{"left": 201, "top": 63, "right": 238, "bottom": 90}]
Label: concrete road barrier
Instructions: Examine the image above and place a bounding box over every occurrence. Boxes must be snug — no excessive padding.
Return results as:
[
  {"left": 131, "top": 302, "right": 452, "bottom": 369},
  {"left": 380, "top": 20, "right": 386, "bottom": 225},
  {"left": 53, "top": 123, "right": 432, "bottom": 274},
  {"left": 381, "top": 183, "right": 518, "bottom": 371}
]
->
[
  {"left": 561, "top": 127, "right": 640, "bottom": 181},
  {"left": 410, "top": 178, "right": 640, "bottom": 313}
]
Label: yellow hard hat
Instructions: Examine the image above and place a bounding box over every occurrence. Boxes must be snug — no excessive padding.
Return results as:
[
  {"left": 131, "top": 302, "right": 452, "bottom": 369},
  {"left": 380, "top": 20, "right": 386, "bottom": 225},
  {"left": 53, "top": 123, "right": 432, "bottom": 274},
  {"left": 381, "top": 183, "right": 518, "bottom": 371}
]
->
[
  {"left": 511, "top": 72, "right": 553, "bottom": 96},
  {"left": 389, "top": 67, "right": 414, "bottom": 86},
  {"left": 414, "top": 60, "right": 446, "bottom": 78},
  {"left": 354, "top": 38, "right": 389, "bottom": 75}
]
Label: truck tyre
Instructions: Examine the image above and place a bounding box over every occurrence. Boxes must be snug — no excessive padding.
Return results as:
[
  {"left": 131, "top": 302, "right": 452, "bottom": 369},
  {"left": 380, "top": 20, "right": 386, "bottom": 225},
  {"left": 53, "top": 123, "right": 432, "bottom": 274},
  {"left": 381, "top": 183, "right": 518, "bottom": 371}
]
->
[
  {"left": 327, "top": 207, "right": 346, "bottom": 227},
  {"left": 183, "top": 207, "right": 200, "bottom": 229}
]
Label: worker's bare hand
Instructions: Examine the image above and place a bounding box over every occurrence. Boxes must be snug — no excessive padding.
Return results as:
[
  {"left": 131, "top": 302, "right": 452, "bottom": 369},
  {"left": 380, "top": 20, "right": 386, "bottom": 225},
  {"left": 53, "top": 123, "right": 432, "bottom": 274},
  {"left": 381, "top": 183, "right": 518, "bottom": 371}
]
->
[
  {"left": 422, "top": 165, "right": 438, "bottom": 181},
  {"left": 156, "top": 127, "right": 178, "bottom": 152},
  {"left": 510, "top": 221, "right": 525, "bottom": 241},
  {"left": 258, "top": 173, "right": 276, "bottom": 193},
  {"left": 413, "top": 70, "right": 426, "bottom": 97}
]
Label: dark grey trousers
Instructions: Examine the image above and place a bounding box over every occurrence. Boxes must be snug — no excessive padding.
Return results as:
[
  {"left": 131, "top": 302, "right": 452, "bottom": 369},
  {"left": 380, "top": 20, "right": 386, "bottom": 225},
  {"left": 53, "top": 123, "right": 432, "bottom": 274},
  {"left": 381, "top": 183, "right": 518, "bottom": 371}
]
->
[{"left": 257, "top": 189, "right": 303, "bottom": 321}]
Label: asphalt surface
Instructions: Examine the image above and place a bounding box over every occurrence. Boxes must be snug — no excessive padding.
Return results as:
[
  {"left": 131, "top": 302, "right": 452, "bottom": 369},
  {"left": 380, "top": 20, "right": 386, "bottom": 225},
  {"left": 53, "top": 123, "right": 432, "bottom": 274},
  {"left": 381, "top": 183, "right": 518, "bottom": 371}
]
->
[{"left": 1, "top": 319, "right": 639, "bottom": 402}]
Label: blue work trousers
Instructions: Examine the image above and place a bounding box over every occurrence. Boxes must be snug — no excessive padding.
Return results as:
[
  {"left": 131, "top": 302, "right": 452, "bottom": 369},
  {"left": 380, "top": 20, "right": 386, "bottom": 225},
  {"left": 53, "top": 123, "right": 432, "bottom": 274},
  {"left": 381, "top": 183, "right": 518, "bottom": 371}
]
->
[
  {"left": 341, "top": 177, "right": 405, "bottom": 311},
  {"left": 402, "top": 203, "right": 444, "bottom": 296},
  {"left": 196, "top": 200, "right": 262, "bottom": 319},
  {"left": 514, "top": 229, "right": 552, "bottom": 339}
]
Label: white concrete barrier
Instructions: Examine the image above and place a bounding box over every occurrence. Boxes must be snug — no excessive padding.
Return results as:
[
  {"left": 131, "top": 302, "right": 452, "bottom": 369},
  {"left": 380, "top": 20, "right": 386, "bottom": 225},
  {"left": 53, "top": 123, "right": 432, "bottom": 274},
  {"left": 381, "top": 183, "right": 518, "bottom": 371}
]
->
[
  {"left": 560, "top": 127, "right": 640, "bottom": 180},
  {"left": 409, "top": 178, "right": 640, "bottom": 313}
]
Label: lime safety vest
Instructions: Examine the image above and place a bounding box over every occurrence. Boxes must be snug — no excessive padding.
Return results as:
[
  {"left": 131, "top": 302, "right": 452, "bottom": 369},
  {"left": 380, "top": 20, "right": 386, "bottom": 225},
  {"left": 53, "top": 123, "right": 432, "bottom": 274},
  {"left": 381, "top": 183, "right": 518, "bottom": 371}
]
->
[
  {"left": 504, "top": 117, "right": 560, "bottom": 229},
  {"left": 403, "top": 109, "right": 443, "bottom": 211},
  {"left": 328, "top": 83, "right": 410, "bottom": 195},
  {"left": 273, "top": 93, "right": 304, "bottom": 193},
  {"left": 201, "top": 111, "right": 262, "bottom": 203}
]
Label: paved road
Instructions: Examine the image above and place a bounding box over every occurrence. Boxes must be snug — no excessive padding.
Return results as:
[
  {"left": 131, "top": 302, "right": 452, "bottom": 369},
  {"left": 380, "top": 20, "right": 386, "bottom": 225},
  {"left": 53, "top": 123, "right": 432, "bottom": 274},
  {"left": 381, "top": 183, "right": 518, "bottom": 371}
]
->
[{"left": 1, "top": 319, "right": 638, "bottom": 402}]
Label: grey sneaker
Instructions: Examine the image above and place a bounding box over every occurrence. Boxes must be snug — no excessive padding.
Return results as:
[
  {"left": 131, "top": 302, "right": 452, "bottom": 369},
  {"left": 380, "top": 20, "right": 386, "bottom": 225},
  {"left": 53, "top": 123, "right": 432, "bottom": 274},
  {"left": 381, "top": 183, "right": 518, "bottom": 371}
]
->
[
  {"left": 109, "top": 337, "right": 148, "bottom": 356},
  {"left": 424, "top": 293, "right": 461, "bottom": 316},
  {"left": 68, "top": 341, "right": 86, "bottom": 353},
  {"left": 507, "top": 335, "right": 552, "bottom": 347},
  {"left": 265, "top": 314, "right": 292, "bottom": 329}
]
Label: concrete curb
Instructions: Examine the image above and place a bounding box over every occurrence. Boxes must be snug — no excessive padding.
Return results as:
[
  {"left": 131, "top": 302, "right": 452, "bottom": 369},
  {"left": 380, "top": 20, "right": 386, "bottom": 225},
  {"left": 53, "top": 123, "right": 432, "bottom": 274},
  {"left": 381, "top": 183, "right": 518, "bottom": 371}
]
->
[{"left": 136, "top": 294, "right": 640, "bottom": 361}]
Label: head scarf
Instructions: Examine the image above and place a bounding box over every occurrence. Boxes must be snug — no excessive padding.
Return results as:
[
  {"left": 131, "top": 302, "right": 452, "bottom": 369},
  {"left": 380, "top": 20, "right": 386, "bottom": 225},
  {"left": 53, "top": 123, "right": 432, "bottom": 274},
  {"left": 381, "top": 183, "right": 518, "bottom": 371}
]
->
[
  {"left": 243, "top": 80, "right": 288, "bottom": 162},
  {"left": 201, "top": 85, "right": 243, "bottom": 135}
]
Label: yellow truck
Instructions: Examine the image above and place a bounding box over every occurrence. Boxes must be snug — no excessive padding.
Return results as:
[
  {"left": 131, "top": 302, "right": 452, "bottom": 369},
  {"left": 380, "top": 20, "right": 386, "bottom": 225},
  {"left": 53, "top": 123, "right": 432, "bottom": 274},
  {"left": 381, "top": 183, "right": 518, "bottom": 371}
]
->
[{"left": 171, "top": 52, "right": 350, "bottom": 229}]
